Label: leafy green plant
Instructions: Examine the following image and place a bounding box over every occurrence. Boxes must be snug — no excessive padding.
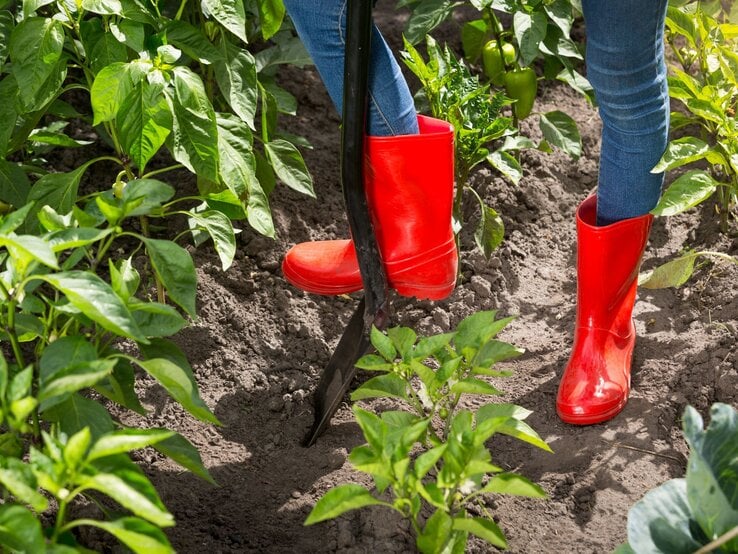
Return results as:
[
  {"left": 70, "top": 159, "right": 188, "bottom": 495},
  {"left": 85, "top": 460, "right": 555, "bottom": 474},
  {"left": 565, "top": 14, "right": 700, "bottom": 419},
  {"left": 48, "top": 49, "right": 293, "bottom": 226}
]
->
[
  {"left": 0, "top": 0, "right": 313, "bottom": 239},
  {"left": 638, "top": 0, "right": 738, "bottom": 289},
  {"left": 402, "top": 35, "right": 580, "bottom": 259},
  {"left": 615, "top": 402, "right": 738, "bottom": 554},
  {"left": 305, "top": 311, "right": 551, "bottom": 552},
  {"left": 0, "top": 183, "right": 219, "bottom": 550},
  {"left": 655, "top": 0, "right": 737, "bottom": 231},
  {"left": 398, "top": 0, "right": 593, "bottom": 103}
]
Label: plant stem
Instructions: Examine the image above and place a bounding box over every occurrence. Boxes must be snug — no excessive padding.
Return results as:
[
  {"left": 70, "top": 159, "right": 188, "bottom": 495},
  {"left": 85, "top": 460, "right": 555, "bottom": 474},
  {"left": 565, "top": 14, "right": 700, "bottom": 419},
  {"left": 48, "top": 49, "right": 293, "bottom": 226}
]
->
[
  {"left": 139, "top": 216, "right": 166, "bottom": 303},
  {"left": 175, "top": 0, "right": 188, "bottom": 20},
  {"left": 141, "top": 164, "right": 186, "bottom": 179},
  {"left": 694, "top": 525, "right": 738, "bottom": 554}
]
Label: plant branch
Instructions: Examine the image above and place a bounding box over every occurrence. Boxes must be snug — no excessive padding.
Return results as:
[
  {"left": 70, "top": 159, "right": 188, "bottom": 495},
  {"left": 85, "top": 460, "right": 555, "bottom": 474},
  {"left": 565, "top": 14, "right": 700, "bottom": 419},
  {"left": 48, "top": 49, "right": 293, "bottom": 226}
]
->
[{"left": 694, "top": 525, "right": 738, "bottom": 554}]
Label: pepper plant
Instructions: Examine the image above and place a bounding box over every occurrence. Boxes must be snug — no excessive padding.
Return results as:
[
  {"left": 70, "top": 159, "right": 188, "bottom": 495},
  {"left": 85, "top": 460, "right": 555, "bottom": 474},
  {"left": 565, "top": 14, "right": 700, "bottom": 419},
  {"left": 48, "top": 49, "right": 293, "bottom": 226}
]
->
[
  {"left": 306, "top": 311, "right": 551, "bottom": 552},
  {"left": 639, "top": 0, "right": 738, "bottom": 289},
  {"left": 0, "top": 0, "right": 313, "bottom": 240},
  {"left": 0, "top": 181, "right": 221, "bottom": 550},
  {"left": 402, "top": 36, "right": 580, "bottom": 258}
]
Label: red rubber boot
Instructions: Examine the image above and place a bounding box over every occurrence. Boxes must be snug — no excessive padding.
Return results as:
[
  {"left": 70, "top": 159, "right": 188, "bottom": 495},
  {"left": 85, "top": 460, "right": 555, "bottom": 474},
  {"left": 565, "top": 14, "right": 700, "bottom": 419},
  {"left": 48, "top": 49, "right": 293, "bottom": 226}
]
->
[
  {"left": 282, "top": 115, "right": 457, "bottom": 300},
  {"left": 556, "top": 195, "right": 653, "bottom": 425}
]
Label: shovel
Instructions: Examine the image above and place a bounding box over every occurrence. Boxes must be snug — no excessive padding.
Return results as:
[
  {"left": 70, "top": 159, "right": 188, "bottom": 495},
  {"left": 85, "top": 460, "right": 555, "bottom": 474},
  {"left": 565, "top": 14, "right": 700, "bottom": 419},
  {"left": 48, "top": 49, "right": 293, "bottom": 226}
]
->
[{"left": 303, "top": 0, "right": 390, "bottom": 447}]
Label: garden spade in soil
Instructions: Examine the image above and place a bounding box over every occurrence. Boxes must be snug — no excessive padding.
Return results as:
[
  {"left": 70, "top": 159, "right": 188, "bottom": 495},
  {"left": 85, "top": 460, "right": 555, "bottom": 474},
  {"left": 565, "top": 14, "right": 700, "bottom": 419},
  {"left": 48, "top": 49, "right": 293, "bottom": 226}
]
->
[{"left": 302, "top": 0, "right": 390, "bottom": 447}]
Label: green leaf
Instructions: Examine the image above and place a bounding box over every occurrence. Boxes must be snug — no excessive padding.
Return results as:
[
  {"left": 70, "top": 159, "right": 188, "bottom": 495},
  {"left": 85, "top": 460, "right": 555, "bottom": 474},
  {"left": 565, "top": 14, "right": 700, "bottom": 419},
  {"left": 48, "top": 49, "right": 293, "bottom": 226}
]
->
[
  {"left": 82, "top": 473, "right": 174, "bottom": 527},
  {"left": 110, "top": 257, "right": 140, "bottom": 301},
  {"left": 414, "top": 444, "right": 447, "bottom": 479},
  {"left": 39, "top": 271, "right": 147, "bottom": 342},
  {"left": 487, "top": 150, "right": 522, "bottom": 185},
  {"left": 651, "top": 170, "right": 719, "bottom": 217},
  {"left": 0, "top": 160, "right": 30, "bottom": 208},
  {"left": 473, "top": 339, "right": 524, "bottom": 367},
  {"left": 454, "top": 311, "right": 512, "bottom": 359},
  {"left": 39, "top": 359, "right": 117, "bottom": 404},
  {"left": 351, "top": 374, "right": 408, "bottom": 401},
  {"left": 214, "top": 39, "right": 257, "bottom": 128},
  {"left": 264, "top": 139, "right": 314, "bottom": 197},
  {"left": 0, "top": 460, "right": 48, "bottom": 512},
  {"left": 166, "top": 21, "right": 221, "bottom": 65},
  {"left": 88, "top": 429, "right": 175, "bottom": 461},
  {"left": 153, "top": 433, "right": 216, "bottom": 484},
  {"left": 371, "top": 326, "right": 397, "bottom": 361},
  {"left": 9, "top": 17, "right": 65, "bottom": 113},
  {"left": 353, "top": 406, "right": 386, "bottom": 452},
  {"left": 539, "top": 111, "right": 581, "bottom": 159},
  {"left": 417, "top": 509, "right": 453, "bottom": 553},
  {"left": 305, "top": 484, "right": 384, "bottom": 525},
  {"left": 94, "top": 357, "right": 146, "bottom": 415},
  {"left": 0, "top": 77, "right": 18, "bottom": 156},
  {"left": 121, "top": 178, "right": 175, "bottom": 218},
  {"left": 257, "top": 0, "right": 284, "bottom": 40},
  {"left": 0, "top": 234, "right": 58, "bottom": 270},
  {"left": 28, "top": 160, "right": 96, "bottom": 221},
  {"left": 187, "top": 210, "right": 236, "bottom": 270},
  {"left": 39, "top": 336, "right": 96, "bottom": 383},
  {"left": 452, "top": 517, "right": 507, "bottom": 548},
  {"left": 556, "top": 67, "right": 594, "bottom": 104},
  {"left": 354, "top": 354, "right": 392, "bottom": 371},
  {"left": 202, "top": 0, "right": 248, "bottom": 43},
  {"left": 140, "top": 237, "right": 197, "bottom": 317},
  {"left": 46, "top": 228, "right": 112, "bottom": 253},
  {"left": 414, "top": 333, "right": 454, "bottom": 360},
  {"left": 513, "top": 11, "right": 547, "bottom": 67},
  {"left": 450, "top": 377, "right": 502, "bottom": 396},
  {"left": 130, "top": 300, "right": 187, "bottom": 337},
  {"left": 626, "top": 479, "right": 701, "bottom": 553},
  {"left": 652, "top": 137, "right": 710, "bottom": 173},
  {"left": 474, "top": 204, "right": 504, "bottom": 259},
  {"left": 78, "top": 517, "right": 173, "bottom": 554},
  {"left": 8, "top": 365, "right": 33, "bottom": 401},
  {"left": 0, "top": 504, "right": 45, "bottom": 553},
  {"left": 481, "top": 473, "right": 546, "bottom": 497},
  {"left": 215, "top": 114, "right": 274, "bottom": 237},
  {"left": 639, "top": 252, "right": 700, "bottom": 289},
  {"left": 41, "top": 393, "right": 115, "bottom": 439},
  {"left": 89, "top": 33, "right": 129, "bottom": 74},
  {"left": 117, "top": 79, "right": 172, "bottom": 173},
  {"left": 387, "top": 326, "right": 417, "bottom": 361},
  {"left": 63, "top": 427, "right": 92, "bottom": 469},
  {"left": 544, "top": 0, "right": 574, "bottom": 36},
  {"left": 683, "top": 403, "right": 738, "bottom": 545},
  {"left": 405, "top": 0, "right": 455, "bottom": 45},
  {"left": 82, "top": 0, "right": 123, "bottom": 15},
  {"left": 91, "top": 62, "right": 147, "bottom": 125},
  {"left": 137, "top": 339, "right": 219, "bottom": 425},
  {"left": 461, "top": 19, "right": 487, "bottom": 62},
  {"left": 170, "top": 67, "right": 219, "bottom": 182}
]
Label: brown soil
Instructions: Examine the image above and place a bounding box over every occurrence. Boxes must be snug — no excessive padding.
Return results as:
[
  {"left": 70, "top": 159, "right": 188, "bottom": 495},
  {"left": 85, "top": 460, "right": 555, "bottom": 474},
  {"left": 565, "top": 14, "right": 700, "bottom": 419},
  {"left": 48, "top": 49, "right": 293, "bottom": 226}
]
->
[{"left": 110, "top": 3, "right": 738, "bottom": 553}]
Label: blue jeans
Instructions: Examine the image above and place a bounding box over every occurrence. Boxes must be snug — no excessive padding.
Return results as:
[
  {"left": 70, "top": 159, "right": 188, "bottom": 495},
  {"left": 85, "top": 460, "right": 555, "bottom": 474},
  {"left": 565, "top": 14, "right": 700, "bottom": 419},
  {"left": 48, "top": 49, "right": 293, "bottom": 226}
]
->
[
  {"left": 582, "top": 0, "right": 670, "bottom": 224},
  {"left": 283, "top": 0, "right": 418, "bottom": 136},
  {"left": 285, "top": 0, "right": 669, "bottom": 224}
]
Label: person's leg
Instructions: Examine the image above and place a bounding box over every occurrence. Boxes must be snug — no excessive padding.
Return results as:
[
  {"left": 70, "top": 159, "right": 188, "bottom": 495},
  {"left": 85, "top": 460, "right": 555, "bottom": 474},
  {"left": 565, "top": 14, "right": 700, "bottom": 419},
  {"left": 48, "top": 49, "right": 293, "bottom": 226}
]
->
[
  {"left": 557, "top": 0, "right": 668, "bottom": 425},
  {"left": 582, "top": 0, "right": 670, "bottom": 225},
  {"left": 283, "top": 0, "right": 418, "bottom": 136}
]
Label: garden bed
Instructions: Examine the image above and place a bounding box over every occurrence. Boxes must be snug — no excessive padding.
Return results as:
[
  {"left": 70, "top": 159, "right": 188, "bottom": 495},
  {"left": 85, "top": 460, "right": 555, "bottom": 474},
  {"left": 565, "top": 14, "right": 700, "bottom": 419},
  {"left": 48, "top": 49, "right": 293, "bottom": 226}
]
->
[{"left": 100, "top": 3, "right": 738, "bottom": 552}]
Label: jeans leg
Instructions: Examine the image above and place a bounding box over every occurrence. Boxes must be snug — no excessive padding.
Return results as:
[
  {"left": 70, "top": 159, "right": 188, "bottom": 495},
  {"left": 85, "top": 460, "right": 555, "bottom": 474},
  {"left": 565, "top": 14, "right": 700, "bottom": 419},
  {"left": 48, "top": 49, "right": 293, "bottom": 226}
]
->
[
  {"left": 283, "top": 0, "right": 418, "bottom": 136},
  {"left": 582, "top": 0, "right": 670, "bottom": 225}
]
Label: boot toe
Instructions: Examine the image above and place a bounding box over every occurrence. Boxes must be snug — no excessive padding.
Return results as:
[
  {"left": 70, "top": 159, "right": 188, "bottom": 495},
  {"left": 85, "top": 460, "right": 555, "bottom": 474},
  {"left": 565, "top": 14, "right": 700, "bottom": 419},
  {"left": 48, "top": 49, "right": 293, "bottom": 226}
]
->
[
  {"left": 556, "top": 386, "right": 628, "bottom": 425},
  {"left": 282, "top": 240, "right": 362, "bottom": 295}
]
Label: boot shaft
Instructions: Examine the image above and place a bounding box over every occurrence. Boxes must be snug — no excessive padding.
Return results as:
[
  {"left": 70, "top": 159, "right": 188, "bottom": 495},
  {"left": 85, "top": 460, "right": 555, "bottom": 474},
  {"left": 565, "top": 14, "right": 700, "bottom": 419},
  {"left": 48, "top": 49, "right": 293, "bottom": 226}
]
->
[
  {"left": 575, "top": 196, "right": 653, "bottom": 334},
  {"left": 364, "top": 115, "right": 455, "bottom": 261}
]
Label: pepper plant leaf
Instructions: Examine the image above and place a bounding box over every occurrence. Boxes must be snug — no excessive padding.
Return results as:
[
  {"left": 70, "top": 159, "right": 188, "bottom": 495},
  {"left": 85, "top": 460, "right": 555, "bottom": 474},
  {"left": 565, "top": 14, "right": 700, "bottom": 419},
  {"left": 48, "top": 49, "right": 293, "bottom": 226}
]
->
[
  {"left": 0, "top": 505, "right": 45, "bottom": 553},
  {"left": 140, "top": 237, "right": 197, "bottom": 317},
  {"left": 76, "top": 517, "right": 173, "bottom": 554},
  {"left": 650, "top": 170, "right": 719, "bottom": 216},
  {"left": 305, "top": 485, "right": 385, "bottom": 525}
]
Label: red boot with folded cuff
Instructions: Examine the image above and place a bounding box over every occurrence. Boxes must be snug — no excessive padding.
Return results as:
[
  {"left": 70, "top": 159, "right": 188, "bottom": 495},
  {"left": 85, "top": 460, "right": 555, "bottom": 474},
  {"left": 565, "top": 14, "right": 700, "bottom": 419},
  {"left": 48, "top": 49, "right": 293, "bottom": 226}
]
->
[
  {"left": 282, "top": 115, "right": 457, "bottom": 301},
  {"left": 556, "top": 195, "right": 653, "bottom": 425}
]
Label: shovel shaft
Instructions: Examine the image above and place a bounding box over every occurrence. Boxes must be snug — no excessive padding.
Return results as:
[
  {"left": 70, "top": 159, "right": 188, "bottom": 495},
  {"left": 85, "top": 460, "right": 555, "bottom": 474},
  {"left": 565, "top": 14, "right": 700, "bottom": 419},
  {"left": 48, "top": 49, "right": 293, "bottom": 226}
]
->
[{"left": 341, "top": 0, "right": 390, "bottom": 326}]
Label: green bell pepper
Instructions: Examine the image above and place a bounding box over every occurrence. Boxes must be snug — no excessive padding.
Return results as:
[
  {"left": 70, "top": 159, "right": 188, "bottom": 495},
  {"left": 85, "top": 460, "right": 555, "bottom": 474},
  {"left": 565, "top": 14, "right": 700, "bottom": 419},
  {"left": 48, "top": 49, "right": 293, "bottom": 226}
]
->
[
  {"left": 482, "top": 40, "right": 516, "bottom": 86},
  {"left": 504, "top": 66, "right": 537, "bottom": 120}
]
